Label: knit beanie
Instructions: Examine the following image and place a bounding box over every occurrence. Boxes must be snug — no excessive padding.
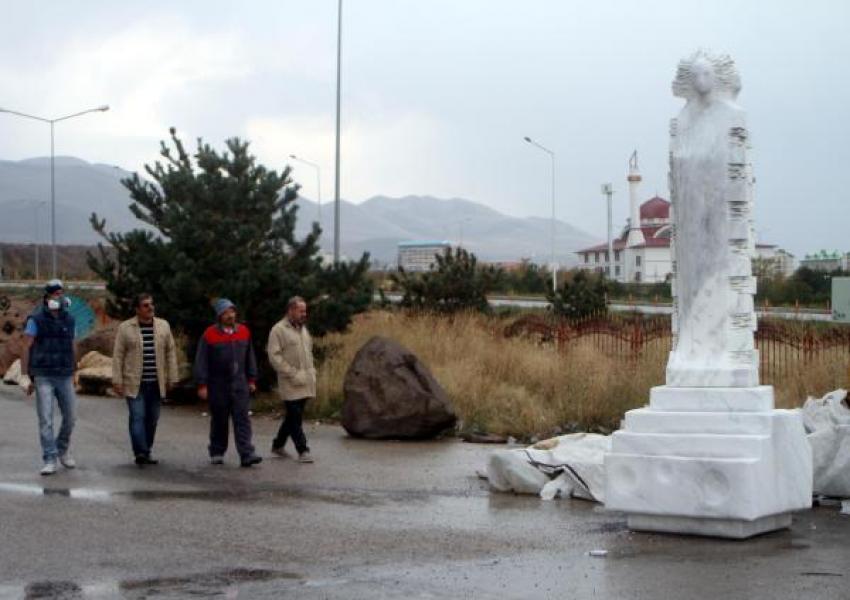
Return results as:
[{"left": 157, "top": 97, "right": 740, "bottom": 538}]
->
[{"left": 213, "top": 298, "right": 235, "bottom": 317}]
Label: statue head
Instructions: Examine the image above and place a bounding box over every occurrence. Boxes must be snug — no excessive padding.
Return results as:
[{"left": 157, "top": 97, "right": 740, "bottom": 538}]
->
[{"left": 672, "top": 50, "right": 741, "bottom": 101}]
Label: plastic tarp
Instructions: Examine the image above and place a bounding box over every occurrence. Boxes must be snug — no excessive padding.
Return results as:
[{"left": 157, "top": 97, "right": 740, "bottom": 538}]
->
[
  {"left": 483, "top": 433, "right": 610, "bottom": 502},
  {"left": 802, "top": 389, "right": 850, "bottom": 498}
]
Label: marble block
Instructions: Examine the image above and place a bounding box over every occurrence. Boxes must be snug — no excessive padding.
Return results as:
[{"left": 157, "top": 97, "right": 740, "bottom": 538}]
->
[
  {"left": 605, "top": 400, "right": 813, "bottom": 538},
  {"left": 649, "top": 385, "right": 774, "bottom": 413}
]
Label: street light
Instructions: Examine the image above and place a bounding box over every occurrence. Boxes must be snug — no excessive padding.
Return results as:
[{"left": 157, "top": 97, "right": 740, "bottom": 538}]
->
[
  {"left": 34, "top": 200, "right": 47, "bottom": 281},
  {"left": 289, "top": 154, "right": 322, "bottom": 227},
  {"left": 523, "top": 136, "right": 557, "bottom": 292},
  {"left": 0, "top": 104, "right": 110, "bottom": 278},
  {"left": 333, "top": 0, "right": 343, "bottom": 263},
  {"left": 601, "top": 183, "right": 614, "bottom": 279}
]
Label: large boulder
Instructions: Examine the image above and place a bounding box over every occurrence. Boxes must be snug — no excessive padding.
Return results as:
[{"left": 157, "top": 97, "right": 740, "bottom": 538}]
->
[{"left": 342, "top": 336, "right": 457, "bottom": 439}]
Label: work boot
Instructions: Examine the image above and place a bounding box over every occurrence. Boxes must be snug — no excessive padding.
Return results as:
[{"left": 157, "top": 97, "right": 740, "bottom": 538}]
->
[{"left": 270, "top": 445, "right": 289, "bottom": 458}]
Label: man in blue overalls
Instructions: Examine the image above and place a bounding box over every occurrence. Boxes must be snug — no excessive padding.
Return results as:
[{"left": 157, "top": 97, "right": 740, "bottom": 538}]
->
[{"left": 194, "top": 298, "right": 262, "bottom": 467}]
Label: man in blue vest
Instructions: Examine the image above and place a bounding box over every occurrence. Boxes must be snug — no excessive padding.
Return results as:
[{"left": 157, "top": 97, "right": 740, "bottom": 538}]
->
[{"left": 19, "top": 280, "right": 78, "bottom": 476}]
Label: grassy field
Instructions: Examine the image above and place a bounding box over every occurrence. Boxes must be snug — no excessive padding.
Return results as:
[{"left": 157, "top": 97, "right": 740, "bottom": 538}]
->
[{"left": 303, "top": 310, "right": 850, "bottom": 440}]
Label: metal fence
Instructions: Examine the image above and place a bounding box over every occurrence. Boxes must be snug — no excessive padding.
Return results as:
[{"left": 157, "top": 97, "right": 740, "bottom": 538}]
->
[{"left": 505, "top": 312, "right": 850, "bottom": 384}]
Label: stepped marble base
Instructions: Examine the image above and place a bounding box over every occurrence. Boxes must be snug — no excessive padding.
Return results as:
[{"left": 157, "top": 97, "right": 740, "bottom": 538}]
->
[{"left": 605, "top": 385, "right": 813, "bottom": 539}]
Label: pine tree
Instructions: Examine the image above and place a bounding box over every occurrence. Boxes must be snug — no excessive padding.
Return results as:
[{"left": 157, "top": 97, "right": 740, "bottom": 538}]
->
[
  {"left": 391, "top": 247, "right": 503, "bottom": 313},
  {"left": 547, "top": 270, "right": 608, "bottom": 319},
  {"left": 88, "top": 128, "right": 372, "bottom": 384}
]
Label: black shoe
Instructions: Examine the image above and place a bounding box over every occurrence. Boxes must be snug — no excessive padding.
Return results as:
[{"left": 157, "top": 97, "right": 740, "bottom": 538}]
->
[
  {"left": 240, "top": 455, "right": 263, "bottom": 468},
  {"left": 135, "top": 454, "right": 158, "bottom": 466}
]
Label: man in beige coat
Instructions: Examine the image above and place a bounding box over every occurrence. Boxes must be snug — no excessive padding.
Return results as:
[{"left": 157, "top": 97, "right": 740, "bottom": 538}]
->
[
  {"left": 267, "top": 296, "right": 316, "bottom": 463},
  {"left": 112, "top": 293, "right": 179, "bottom": 466}
]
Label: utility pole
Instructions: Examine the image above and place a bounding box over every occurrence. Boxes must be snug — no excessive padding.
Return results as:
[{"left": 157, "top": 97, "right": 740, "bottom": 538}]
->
[
  {"left": 333, "top": 0, "right": 343, "bottom": 263},
  {"left": 602, "top": 183, "right": 614, "bottom": 279}
]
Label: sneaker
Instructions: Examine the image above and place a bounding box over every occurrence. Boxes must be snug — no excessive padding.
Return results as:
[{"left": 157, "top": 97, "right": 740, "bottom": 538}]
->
[
  {"left": 240, "top": 455, "right": 263, "bottom": 468},
  {"left": 40, "top": 462, "right": 57, "bottom": 476},
  {"left": 59, "top": 452, "right": 76, "bottom": 469},
  {"left": 210, "top": 455, "right": 224, "bottom": 465},
  {"left": 297, "top": 452, "right": 314, "bottom": 464},
  {"left": 270, "top": 446, "right": 289, "bottom": 458}
]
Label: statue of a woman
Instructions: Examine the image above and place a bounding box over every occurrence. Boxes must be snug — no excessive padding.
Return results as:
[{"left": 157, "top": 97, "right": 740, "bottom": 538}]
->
[{"left": 667, "top": 50, "right": 758, "bottom": 388}]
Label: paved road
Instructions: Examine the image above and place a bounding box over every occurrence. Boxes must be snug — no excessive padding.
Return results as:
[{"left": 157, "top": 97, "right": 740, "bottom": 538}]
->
[{"left": 1, "top": 386, "right": 848, "bottom": 599}]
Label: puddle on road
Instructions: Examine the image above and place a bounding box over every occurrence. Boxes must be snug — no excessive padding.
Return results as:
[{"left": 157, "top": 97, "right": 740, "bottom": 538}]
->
[
  {"left": 0, "top": 483, "right": 110, "bottom": 502},
  {"left": 0, "top": 480, "right": 385, "bottom": 508},
  {"left": 0, "top": 568, "right": 302, "bottom": 600}
]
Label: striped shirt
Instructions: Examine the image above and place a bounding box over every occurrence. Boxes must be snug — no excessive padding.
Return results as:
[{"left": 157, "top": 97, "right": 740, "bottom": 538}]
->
[{"left": 140, "top": 322, "right": 158, "bottom": 383}]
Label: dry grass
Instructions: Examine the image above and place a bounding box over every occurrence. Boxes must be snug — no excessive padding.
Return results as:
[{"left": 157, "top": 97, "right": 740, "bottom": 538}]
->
[
  {"left": 311, "top": 310, "right": 850, "bottom": 439},
  {"left": 311, "top": 311, "right": 661, "bottom": 438}
]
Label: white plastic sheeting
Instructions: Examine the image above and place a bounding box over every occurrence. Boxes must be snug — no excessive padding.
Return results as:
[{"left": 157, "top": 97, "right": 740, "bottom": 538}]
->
[
  {"left": 802, "top": 389, "right": 850, "bottom": 498},
  {"left": 483, "top": 433, "right": 610, "bottom": 502}
]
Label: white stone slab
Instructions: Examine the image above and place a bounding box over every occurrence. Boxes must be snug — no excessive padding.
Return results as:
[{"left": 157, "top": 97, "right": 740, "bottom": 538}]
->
[
  {"left": 624, "top": 408, "right": 774, "bottom": 435},
  {"left": 649, "top": 385, "right": 774, "bottom": 412},
  {"left": 612, "top": 431, "right": 768, "bottom": 459},
  {"left": 627, "top": 512, "right": 792, "bottom": 539}
]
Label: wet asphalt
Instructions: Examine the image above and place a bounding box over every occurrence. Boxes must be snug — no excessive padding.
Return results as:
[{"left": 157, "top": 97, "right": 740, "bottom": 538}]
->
[{"left": 0, "top": 385, "right": 848, "bottom": 599}]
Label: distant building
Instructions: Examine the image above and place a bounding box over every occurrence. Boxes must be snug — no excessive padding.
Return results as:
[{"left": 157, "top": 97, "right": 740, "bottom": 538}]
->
[
  {"left": 800, "top": 250, "right": 850, "bottom": 272},
  {"left": 753, "top": 245, "right": 796, "bottom": 277},
  {"left": 576, "top": 152, "right": 790, "bottom": 283},
  {"left": 576, "top": 195, "right": 673, "bottom": 283},
  {"left": 397, "top": 240, "right": 452, "bottom": 272}
]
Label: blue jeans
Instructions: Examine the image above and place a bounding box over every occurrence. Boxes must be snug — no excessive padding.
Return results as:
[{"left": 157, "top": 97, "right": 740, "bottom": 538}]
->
[
  {"left": 34, "top": 375, "right": 77, "bottom": 463},
  {"left": 127, "top": 381, "right": 161, "bottom": 458}
]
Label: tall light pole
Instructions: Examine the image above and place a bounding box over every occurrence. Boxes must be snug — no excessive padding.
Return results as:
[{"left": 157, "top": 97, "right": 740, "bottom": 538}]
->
[
  {"left": 601, "top": 183, "right": 614, "bottom": 280},
  {"left": 333, "top": 0, "right": 343, "bottom": 263},
  {"left": 0, "top": 104, "right": 109, "bottom": 278},
  {"left": 289, "top": 154, "right": 322, "bottom": 225},
  {"left": 523, "top": 136, "right": 557, "bottom": 292},
  {"left": 34, "top": 200, "right": 47, "bottom": 281}
]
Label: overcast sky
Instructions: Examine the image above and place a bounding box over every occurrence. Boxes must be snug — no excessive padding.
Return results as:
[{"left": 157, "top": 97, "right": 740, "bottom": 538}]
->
[{"left": 1, "top": 0, "right": 848, "bottom": 257}]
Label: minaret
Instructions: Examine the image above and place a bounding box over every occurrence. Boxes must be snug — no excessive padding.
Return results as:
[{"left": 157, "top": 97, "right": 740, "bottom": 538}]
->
[{"left": 626, "top": 150, "right": 646, "bottom": 247}]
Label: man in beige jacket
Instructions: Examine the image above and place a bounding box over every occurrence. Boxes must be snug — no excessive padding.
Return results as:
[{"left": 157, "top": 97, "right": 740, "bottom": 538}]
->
[
  {"left": 267, "top": 296, "right": 316, "bottom": 463},
  {"left": 112, "top": 293, "right": 179, "bottom": 466}
]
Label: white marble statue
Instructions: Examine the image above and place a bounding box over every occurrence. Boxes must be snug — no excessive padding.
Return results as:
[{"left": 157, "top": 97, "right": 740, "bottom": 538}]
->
[
  {"left": 604, "top": 51, "right": 812, "bottom": 539},
  {"left": 667, "top": 50, "right": 757, "bottom": 388}
]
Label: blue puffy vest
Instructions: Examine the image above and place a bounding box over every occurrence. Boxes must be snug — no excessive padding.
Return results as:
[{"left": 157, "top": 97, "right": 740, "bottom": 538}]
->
[{"left": 28, "top": 306, "right": 76, "bottom": 377}]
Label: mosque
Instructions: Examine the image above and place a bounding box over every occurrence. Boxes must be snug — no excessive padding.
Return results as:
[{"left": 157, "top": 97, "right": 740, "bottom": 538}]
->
[{"left": 575, "top": 153, "right": 791, "bottom": 283}]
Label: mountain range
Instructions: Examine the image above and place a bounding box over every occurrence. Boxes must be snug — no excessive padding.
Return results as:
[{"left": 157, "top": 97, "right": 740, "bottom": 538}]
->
[{"left": 0, "top": 157, "right": 596, "bottom": 266}]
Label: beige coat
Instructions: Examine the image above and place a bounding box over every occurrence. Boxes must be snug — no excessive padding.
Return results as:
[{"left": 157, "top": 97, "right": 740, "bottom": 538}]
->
[
  {"left": 267, "top": 318, "right": 316, "bottom": 400},
  {"left": 112, "top": 316, "right": 179, "bottom": 398}
]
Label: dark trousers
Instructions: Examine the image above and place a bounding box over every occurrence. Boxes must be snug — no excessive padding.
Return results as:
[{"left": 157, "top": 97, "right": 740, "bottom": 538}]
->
[
  {"left": 208, "top": 387, "right": 255, "bottom": 459},
  {"left": 127, "top": 381, "right": 161, "bottom": 458},
  {"left": 273, "top": 398, "right": 310, "bottom": 454}
]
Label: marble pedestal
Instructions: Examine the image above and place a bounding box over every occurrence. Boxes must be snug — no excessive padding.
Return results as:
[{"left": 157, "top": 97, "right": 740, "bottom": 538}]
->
[{"left": 604, "top": 385, "right": 813, "bottom": 539}]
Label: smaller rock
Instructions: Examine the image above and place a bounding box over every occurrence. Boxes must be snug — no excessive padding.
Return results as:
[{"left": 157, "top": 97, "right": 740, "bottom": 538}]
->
[
  {"left": 76, "top": 351, "right": 113, "bottom": 396},
  {"left": 3, "top": 359, "right": 23, "bottom": 385}
]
